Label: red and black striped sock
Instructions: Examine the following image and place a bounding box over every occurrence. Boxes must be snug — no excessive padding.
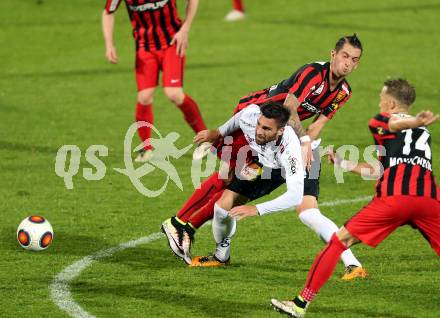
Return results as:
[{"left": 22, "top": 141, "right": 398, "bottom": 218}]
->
[{"left": 300, "top": 233, "right": 347, "bottom": 302}]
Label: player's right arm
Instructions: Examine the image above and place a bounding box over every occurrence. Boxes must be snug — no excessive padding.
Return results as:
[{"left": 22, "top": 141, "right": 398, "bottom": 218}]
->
[
  {"left": 283, "top": 93, "right": 307, "bottom": 138},
  {"left": 283, "top": 66, "right": 323, "bottom": 169},
  {"left": 102, "top": 1, "right": 122, "bottom": 64},
  {"left": 283, "top": 93, "right": 312, "bottom": 170},
  {"left": 327, "top": 150, "right": 382, "bottom": 179},
  {"left": 388, "top": 111, "right": 439, "bottom": 132}
]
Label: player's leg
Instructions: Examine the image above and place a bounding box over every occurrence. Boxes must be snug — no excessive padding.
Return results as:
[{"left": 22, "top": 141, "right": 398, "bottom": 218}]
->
[
  {"left": 410, "top": 197, "right": 440, "bottom": 256},
  {"left": 191, "top": 166, "right": 285, "bottom": 267},
  {"left": 162, "top": 45, "right": 206, "bottom": 133},
  {"left": 134, "top": 50, "right": 159, "bottom": 162},
  {"left": 161, "top": 172, "right": 227, "bottom": 263},
  {"left": 161, "top": 134, "right": 247, "bottom": 263},
  {"left": 225, "top": 0, "right": 245, "bottom": 21},
  {"left": 177, "top": 172, "right": 227, "bottom": 222},
  {"left": 272, "top": 227, "right": 359, "bottom": 318},
  {"left": 273, "top": 197, "right": 410, "bottom": 317},
  {"left": 296, "top": 147, "right": 365, "bottom": 279},
  {"left": 190, "top": 189, "right": 248, "bottom": 267}
]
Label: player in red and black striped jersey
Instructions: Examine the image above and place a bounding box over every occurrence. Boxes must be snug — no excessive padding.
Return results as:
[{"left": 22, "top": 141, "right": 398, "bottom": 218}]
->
[
  {"left": 236, "top": 61, "right": 352, "bottom": 122},
  {"left": 271, "top": 79, "right": 440, "bottom": 318},
  {"left": 369, "top": 112, "right": 438, "bottom": 199},
  {"left": 163, "top": 35, "right": 367, "bottom": 279},
  {"left": 102, "top": 0, "right": 206, "bottom": 162}
]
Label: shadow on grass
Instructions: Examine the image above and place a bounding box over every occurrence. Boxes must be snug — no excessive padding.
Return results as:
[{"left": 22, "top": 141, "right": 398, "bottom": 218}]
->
[
  {"left": 72, "top": 280, "right": 264, "bottom": 317},
  {"left": 47, "top": 230, "right": 108, "bottom": 256},
  {"left": 0, "top": 140, "right": 58, "bottom": 155},
  {"left": 0, "top": 59, "right": 284, "bottom": 80}
]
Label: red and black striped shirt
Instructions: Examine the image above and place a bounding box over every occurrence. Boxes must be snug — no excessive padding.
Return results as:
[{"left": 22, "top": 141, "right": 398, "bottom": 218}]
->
[
  {"left": 237, "top": 62, "right": 352, "bottom": 121},
  {"left": 105, "top": 0, "right": 182, "bottom": 52},
  {"left": 369, "top": 113, "right": 439, "bottom": 200}
]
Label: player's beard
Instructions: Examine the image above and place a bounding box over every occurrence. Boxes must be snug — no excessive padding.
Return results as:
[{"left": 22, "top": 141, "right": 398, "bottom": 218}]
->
[{"left": 255, "top": 133, "right": 276, "bottom": 145}]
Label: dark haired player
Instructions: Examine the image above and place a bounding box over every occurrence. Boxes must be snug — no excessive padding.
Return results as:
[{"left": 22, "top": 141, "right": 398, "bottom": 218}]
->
[
  {"left": 163, "top": 35, "right": 366, "bottom": 279},
  {"left": 271, "top": 79, "right": 440, "bottom": 317},
  {"left": 188, "top": 101, "right": 305, "bottom": 265},
  {"left": 102, "top": 0, "right": 206, "bottom": 162}
]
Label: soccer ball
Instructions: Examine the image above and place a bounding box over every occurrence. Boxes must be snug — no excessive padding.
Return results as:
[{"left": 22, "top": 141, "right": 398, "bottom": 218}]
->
[{"left": 17, "top": 216, "right": 54, "bottom": 251}]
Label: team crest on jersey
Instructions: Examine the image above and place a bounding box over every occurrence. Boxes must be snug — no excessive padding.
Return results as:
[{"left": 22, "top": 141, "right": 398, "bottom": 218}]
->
[
  {"left": 334, "top": 90, "right": 346, "bottom": 103},
  {"left": 331, "top": 90, "right": 346, "bottom": 110},
  {"left": 377, "top": 127, "right": 385, "bottom": 135}
]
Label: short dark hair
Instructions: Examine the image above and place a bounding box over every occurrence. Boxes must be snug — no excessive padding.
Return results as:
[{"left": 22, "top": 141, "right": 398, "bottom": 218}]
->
[
  {"left": 335, "top": 33, "right": 363, "bottom": 53},
  {"left": 384, "top": 78, "right": 416, "bottom": 107},
  {"left": 260, "top": 101, "right": 290, "bottom": 128}
]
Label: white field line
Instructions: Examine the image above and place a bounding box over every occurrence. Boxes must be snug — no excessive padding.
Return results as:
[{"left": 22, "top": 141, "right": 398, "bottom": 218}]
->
[
  {"left": 50, "top": 195, "right": 370, "bottom": 317},
  {"left": 50, "top": 232, "right": 164, "bottom": 318}
]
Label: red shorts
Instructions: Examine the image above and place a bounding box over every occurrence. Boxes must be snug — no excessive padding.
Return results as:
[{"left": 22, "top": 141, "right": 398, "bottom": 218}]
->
[
  {"left": 345, "top": 195, "right": 440, "bottom": 255},
  {"left": 135, "top": 45, "right": 185, "bottom": 90}
]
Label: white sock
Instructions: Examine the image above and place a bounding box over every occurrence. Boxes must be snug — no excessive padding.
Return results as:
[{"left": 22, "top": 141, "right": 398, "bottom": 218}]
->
[
  {"left": 299, "top": 208, "right": 362, "bottom": 267},
  {"left": 212, "top": 203, "right": 236, "bottom": 261}
]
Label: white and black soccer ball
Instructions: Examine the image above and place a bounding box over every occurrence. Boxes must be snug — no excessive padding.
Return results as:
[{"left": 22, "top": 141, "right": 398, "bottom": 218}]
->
[{"left": 17, "top": 216, "right": 54, "bottom": 251}]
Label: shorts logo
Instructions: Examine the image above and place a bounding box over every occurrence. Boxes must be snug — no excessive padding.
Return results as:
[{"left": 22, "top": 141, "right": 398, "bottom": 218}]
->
[{"left": 170, "top": 79, "right": 180, "bottom": 84}]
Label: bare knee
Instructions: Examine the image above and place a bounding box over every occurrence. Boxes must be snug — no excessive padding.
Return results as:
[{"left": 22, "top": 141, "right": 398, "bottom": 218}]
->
[
  {"left": 163, "top": 87, "right": 184, "bottom": 105},
  {"left": 296, "top": 195, "right": 319, "bottom": 214},
  {"left": 336, "top": 226, "right": 360, "bottom": 248},
  {"left": 216, "top": 191, "right": 235, "bottom": 211},
  {"left": 137, "top": 89, "right": 154, "bottom": 105}
]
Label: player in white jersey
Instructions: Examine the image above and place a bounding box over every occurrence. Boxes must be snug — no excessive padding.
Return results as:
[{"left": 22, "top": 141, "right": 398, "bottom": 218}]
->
[{"left": 189, "top": 101, "right": 304, "bottom": 265}]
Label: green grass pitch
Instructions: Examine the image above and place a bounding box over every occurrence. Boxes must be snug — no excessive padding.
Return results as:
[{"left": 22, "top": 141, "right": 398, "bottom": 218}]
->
[{"left": 1, "top": 0, "right": 439, "bottom": 317}]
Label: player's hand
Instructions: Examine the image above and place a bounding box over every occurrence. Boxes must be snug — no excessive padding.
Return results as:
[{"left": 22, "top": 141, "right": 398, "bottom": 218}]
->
[
  {"left": 326, "top": 149, "right": 342, "bottom": 166},
  {"left": 171, "top": 27, "right": 189, "bottom": 57},
  {"left": 416, "top": 110, "right": 440, "bottom": 127},
  {"left": 301, "top": 141, "right": 313, "bottom": 171},
  {"left": 105, "top": 45, "right": 118, "bottom": 64},
  {"left": 229, "top": 205, "right": 258, "bottom": 220},
  {"left": 194, "top": 129, "right": 221, "bottom": 144}
]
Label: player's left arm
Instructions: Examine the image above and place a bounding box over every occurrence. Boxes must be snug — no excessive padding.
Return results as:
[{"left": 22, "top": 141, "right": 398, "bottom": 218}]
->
[
  {"left": 171, "top": 0, "right": 199, "bottom": 57},
  {"left": 388, "top": 110, "right": 439, "bottom": 132}
]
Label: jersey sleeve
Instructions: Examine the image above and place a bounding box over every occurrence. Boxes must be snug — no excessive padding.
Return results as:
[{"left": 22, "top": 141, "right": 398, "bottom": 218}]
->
[
  {"left": 321, "top": 90, "right": 351, "bottom": 119},
  {"left": 255, "top": 141, "right": 304, "bottom": 215},
  {"left": 218, "top": 104, "right": 259, "bottom": 136},
  {"left": 368, "top": 113, "right": 396, "bottom": 143},
  {"left": 104, "top": 0, "right": 123, "bottom": 13},
  {"left": 288, "top": 65, "right": 322, "bottom": 103}
]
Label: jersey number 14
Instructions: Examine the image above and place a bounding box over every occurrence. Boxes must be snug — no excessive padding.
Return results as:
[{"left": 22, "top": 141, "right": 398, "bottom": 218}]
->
[{"left": 402, "top": 129, "right": 431, "bottom": 160}]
